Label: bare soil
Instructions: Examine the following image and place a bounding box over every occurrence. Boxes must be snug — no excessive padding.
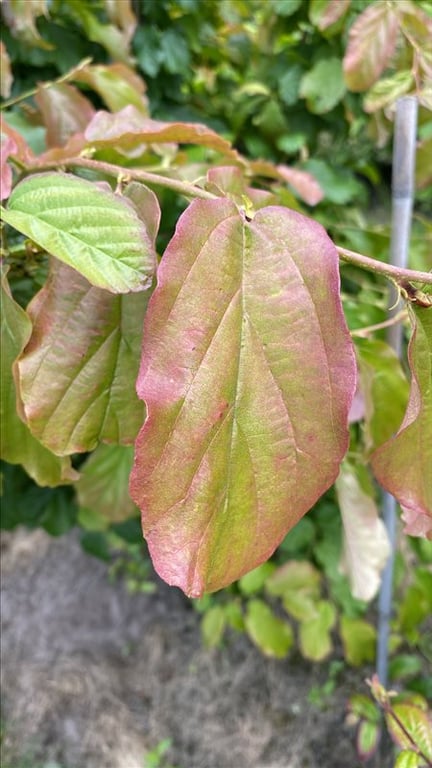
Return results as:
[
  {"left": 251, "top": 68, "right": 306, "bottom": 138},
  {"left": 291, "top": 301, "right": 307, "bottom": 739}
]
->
[{"left": 1, "top": 528, "right": 390, "bottom": 768}]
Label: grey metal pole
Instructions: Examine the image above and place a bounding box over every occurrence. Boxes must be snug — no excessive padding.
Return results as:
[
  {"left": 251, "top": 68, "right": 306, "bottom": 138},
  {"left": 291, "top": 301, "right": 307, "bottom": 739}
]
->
[{"left": 376, "top": 96, "right": 418, "bottom": 687}]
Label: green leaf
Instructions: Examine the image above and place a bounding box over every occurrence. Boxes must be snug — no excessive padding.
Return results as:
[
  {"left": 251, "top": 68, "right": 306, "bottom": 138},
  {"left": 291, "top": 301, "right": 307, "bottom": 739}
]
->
[
  {"left": 298, "top": 600, "right": 336, "bottom": 661},
  {"left": 266, "top": 559, "right": 321, "bottom": 598},
  {"left": 364, "top": 70, "right": 414, "bottom": 113},
  {"left": 343, "top": 2, "right": 399, "bottom": 91},
  {"left": 245, "top": 599, "right": 294, "bottom": 658},
  {"left": 394, "top": 751, "right": 422, "bottom": 768},
  {"left": 238, "top": 562, "right": 276, "bottom": 595},
  {"left": 349, "top": 693, "right": 380, "bottom": 724},
  {"left": 356, "top": 719, "right": 380, "bottom": 761},
  {"left": 336, "top": 461, "right": 390, "bottom": 601},
  {"left": 201, "top": 605, "right": 226, "bottom": 648},
  {"left": 74, "top": 62, "right": 149, "bottom": 114},
  {"left": 386, "top": 702, "right": 432, "bottom": 758},
  {"left": 299, "top": 57, "right": 346, "bottom": 114},
  {"left": 130, "top": 200, "right": 356, "bottom": 596},
  {"left": 76, "top": 444, "right": 138, "bottom": 524},
  {"left": 356, "top": 338, "right": 409, "bottom": 453},
  {"left": 16, "top": 260, "right": 150, "bottom": 455},
  {"left": 0, "top": 266, "right": 76, "bottom": 486},
  {"left": 1, "top": 173, "right": 155, "bottom": 293},
  {"left": 372, "top": 306, "right": 432, "bottom": 539},
  {"left": 389, "top": 654, "right": 423, "bottom": 682},
  {"left": 340, "top": 616, "right": 376, "bottom": 666}
]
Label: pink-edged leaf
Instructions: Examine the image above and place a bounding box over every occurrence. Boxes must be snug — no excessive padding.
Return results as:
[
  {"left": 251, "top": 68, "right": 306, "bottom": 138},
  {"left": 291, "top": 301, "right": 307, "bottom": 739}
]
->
[
  {"left": 309, "top": 0, "right": 351, "bottom": 31},
  {"left": 248, "top": 160, "right": 323, "bottom": 205},
  {"left": 336, "top": 462, "right": 390, "bottom": 601},
  {"left": 401, "top": 507, "right": 432, "bottom": 540},
  {"left": 123, "top": 181, "right": 161, "bottom": 245},
  {"left": 34, "top": 82, "right": 95, "bottom": 148},
  {"left": 372, "top": 306, "right": 432, "bottom": 528},
  {"left": 85, "top": 105, "right": 238, "bottom": 157},
  {"left": 0, "top": 264, "right": 77, "bottom": 486},
  {"left": 276, "top": 165, "right": 324, "bottom": 205},
  {"left": 343, "top": 2, "right": 399, "bottom": 91},
  {"left": 0, "top": 41, "right": 12, "bottom": 98},
  {"left": 1, "top": 133, "right": 16, "bottom": 201},
  {"left": 16, "top": 260, "right": 152, "bottom": 455},
  {"left": 0, "top": 116, "right": 35, "bottom": 165},
  {"left": 105, "top": 0, "right": 137, "bottom": 45},
  {"left": 130, "top": 199, "right": 356, "bottom": 596},
  {"left": 74, "top": 63, "right": 149, "bottom": 114}
]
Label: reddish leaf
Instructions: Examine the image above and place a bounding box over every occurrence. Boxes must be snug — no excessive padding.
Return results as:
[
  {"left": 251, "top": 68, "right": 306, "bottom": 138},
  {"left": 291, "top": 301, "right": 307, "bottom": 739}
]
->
[
  {"left": 401, "top": 507, "right": 432, "bottom": 540},
  {"left": 343, "top": 2, "right": 399, "bottom": 91},
  {"left": 34, "top": 82, "right": 95, "bottom": 148},
  {"left": 85, "top": 105, "right": 237, "bottom": 157},
  {"left": 130, "top": 200, "right": 356, "bottom": 596},
  {"left": 16, "top": 261, "right": 151, "bottom": 455},
  {"left": 372, "top": 306, "right": 432, "bottom": 527},
  {"left": 1, "top": 265, "right": 77, "bottom": 486},
  {"left": 310, "top": 0, "right": 351, "bottom": 31},
  {"left": 0, "top": 116, "right": 35, "bottom": 165},
  {"left": 248, "top": 160, "right": 323, "bottom": 205},
  {"left": 105, "top": 0, "right": 137, "bottom": 45},
  {"left": 1, "top": 133, "right": 16, "bottom": 201}
]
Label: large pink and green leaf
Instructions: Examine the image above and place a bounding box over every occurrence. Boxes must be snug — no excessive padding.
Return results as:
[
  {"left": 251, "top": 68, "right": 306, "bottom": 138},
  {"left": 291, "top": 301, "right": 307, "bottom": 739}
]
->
[
  {"left": 0, "top": 265, "right": 77, "bottom": 486},
  {"left": 130, "top": 199, "right": 356, "bottom": 596},
  {"left": 372, "top": 305, "right": 432, "bottom": 538},
  {"left": 16, "top": 260, "right": 151, "bottom": 455},
  {"left": 0, "top": 173, "right": 155, "bottom": 293}
]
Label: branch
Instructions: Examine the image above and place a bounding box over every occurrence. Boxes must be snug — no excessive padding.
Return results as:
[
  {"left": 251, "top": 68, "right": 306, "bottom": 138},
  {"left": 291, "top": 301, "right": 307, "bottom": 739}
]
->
[
  {"left": 34, "top": 156, "right": 219, "bottom": 202},
  {"left": 337, "top": 246, "right": 432, "bottom": 286},
  {"left": 9, "top": 156, "right": 432, "bottom": 290}
]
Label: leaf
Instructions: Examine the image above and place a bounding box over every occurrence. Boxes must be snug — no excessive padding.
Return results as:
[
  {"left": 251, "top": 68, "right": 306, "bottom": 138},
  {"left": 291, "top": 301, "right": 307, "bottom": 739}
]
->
[
  {"left": 201, "top": 605, "right": 226, "bottom": 648},
  {"left": 34, "top": 83, "right": 95, "bottom": 148},
  {"left": 298, "top": 600, "right": 336, "bottom": 661},
  {"left": 0, "top": 41, "right": 12, "bottom": 98},
  {"left": 336, "top": 461, "right": 391, "bottom": 601},
  {"left": 1, "top": 172, "right": 155, "bottom": 293},
  {"left": 238, "top": 562, "right": 276, "bottom": 596},
  {"left": 343, "top": 1, "right": 399, "bottom": 91},
  {"left": 104, "top": 0, "right": 137, "bottom": 45},
  {"left": 340, "top": 616, "right": 376, "bottom": 666},
  {"left": 299, "top": 57, "right": 346, "bottom": 113},
  {"left": 356, "top": 720, "right": 380, "bottom": 761},
  {"left": 309, "top": 0, "right": 350, "bottom": 31},
  {"left": 0, "top": 266, "right": 76, "bottom": 486},
  {"left": 266, "top": 559, "right": 321, "bottom": 598},
  {"left": 85, "top": 105, "right": 237, "bottom": 158},
  {"left": 394, "top": 751, "right": 422, "bottom": 768},
  {"left": 76, "top": 444, "right": 137, "bottom": 523},
  {"left": 276, "top": 165, "right": 324, "bottom": 205},
  {"left": 386, "top": 702, "right": 432, "bottom": 758},
  {"left": 1, "top": 0, "right": 51, "bottom": 48},
  {"left": 372, "top": 306, "right": 432, "bottom": 532},
  {"left": 245, "top": 599, "right": 294, "bottom": 658},
  {"left": 356, "top": 338, "right": 409, "bottom": 454},
  {"left": 130, "top": 200, "right": 356, "bottom": 596},
  {"left": 364, "top": 70, "right": 414, "bottom": 114},
  {"left": 74, "top": 63, "right": 149, "bottom": 114},
  {"left": 16, "top": 260, "right": 150, "bottom": 455},
  {"left": 1, "top": 133, "right": 16, "bottom": 201}
]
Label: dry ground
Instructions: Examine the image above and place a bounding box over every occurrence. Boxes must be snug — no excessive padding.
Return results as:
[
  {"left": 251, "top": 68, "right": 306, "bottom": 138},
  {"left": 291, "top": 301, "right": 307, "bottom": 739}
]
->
[{"left": 1, "top": 528, "right": 392, "bottom": 768}]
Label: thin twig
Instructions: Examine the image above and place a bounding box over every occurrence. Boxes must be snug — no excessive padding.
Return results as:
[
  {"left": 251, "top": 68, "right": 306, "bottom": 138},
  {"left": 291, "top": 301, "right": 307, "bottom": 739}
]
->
[{"left": 350, "top": 309, "right": 408, "bottom": 338}]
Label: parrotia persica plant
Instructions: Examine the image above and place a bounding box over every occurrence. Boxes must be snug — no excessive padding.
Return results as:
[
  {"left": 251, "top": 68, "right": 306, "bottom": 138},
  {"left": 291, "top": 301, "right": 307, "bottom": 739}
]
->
[{"left": 1, "top": 0, "right": 431, "bottom": 597}]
